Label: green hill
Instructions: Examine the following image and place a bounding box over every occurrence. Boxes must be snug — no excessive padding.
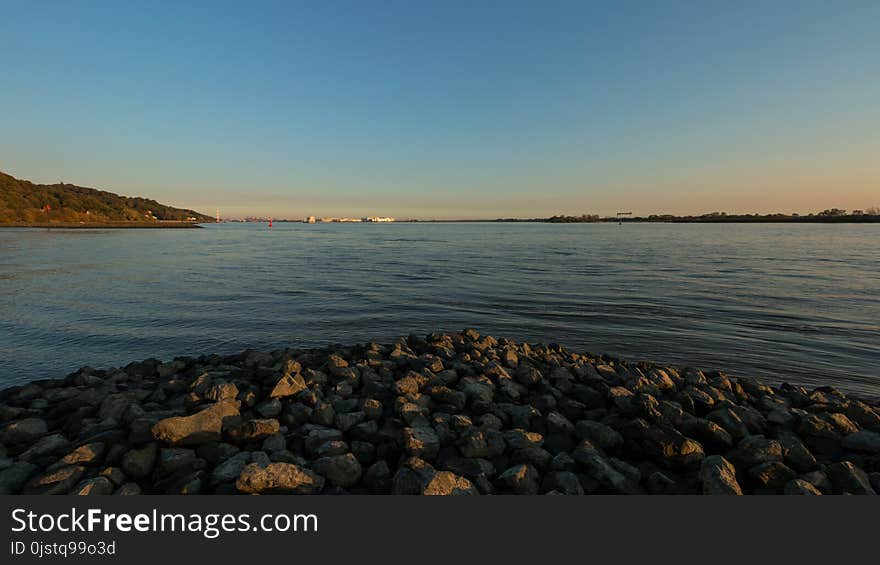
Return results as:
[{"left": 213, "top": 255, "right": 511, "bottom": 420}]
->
[{"left": 0, "top": 171, "right": 212, "bottom": 224}]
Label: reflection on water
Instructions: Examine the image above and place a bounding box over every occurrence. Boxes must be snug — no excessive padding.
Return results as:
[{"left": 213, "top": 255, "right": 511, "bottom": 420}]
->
[{"left": 1, "top": 222, "right": 878, "bottom": 395}]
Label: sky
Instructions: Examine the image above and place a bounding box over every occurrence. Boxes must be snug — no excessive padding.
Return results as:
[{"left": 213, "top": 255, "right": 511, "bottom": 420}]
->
[{"left": 1, "top": 0, "right": 879, "bottom": 219}]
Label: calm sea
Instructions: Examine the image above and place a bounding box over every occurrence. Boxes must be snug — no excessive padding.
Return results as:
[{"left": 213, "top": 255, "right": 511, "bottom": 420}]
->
[{"left": 1, "top": 222, "right": 878, "bottom": 395}]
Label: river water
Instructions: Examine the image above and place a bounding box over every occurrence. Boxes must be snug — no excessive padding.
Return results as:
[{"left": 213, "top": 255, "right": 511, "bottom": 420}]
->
[{"left": 1, "top": 222, "right": 878, "bottom": 395}]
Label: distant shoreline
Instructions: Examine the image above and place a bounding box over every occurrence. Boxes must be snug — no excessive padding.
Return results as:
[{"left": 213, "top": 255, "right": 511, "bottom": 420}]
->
[{"left": 0, "top": 221, "right": 203, "bottom": 229}]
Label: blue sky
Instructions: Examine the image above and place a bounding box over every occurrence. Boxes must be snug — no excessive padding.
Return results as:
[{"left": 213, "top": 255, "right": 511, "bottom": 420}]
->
[{"left": 2, "top": 0, "right": 878, "bottom": 218}]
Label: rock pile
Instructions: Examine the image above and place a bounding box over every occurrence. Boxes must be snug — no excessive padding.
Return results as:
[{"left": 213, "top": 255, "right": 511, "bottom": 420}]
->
[{"left": 2, "top": 330, "right": 878, "bottom": 495}]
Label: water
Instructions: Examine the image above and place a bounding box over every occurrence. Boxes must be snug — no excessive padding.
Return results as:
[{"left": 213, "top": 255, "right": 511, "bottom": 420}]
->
[{"left": 1, "top": 222, "right": 878, "bottom": 395}]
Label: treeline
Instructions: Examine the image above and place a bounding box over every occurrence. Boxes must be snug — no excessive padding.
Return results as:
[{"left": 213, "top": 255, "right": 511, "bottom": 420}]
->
[{"left": 0, "top": 171, "right": 212, "bottom": 224}]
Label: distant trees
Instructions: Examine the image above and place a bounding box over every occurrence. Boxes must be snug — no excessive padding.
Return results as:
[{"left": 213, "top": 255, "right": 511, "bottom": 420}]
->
[{"left": 0, "top": 171, "right": 211, "bottom": 224}]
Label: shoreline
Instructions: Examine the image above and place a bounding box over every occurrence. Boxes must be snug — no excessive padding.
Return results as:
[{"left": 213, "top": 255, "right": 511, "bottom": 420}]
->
[
  {"left": 0, "top": 221, "right": 204, "bottom": 229},
  {"left": 1, "top": 331, "right": 877, "bottom": 495}
]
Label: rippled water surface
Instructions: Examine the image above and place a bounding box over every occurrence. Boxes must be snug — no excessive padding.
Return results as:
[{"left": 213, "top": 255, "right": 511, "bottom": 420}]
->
[{"left": 1, "top": 222, "right": 878, "bottom": 394}]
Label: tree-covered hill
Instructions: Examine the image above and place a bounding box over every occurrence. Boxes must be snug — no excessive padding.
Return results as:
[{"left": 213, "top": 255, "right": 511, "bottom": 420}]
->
[{"left": 0, "top": 171, "right": 212, "bottom": 224}]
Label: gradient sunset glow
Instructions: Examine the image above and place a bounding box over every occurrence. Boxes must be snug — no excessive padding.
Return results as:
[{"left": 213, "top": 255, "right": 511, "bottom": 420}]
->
[{"left": 2, "top": 1, "right": 878, "bottom": 219}]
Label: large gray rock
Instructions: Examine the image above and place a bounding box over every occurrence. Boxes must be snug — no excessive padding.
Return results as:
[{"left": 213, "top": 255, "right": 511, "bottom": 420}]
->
[
  {"left": 574, "top": 421, "right": 623, "bottom": 450},
  {"left": 842, "top": 430, "right": 880, "bottom": 453},
  {"left": 236, "top": 462, "right": 325, "bottom": 494},
  {"left": 312, "top": 453, "right": 362, "bottom": 488},
  {"left": 699, "top": 455, "right": 743, "bottom": 495},
  {"left": 152, "top": 400, "right": 240, "bottom": 446},
  {"left": 121, "top": 443, "right": 158, "bottom": 479},
  {"left": 0, "top": 461, "right": 39, "bottom": 494},
  {"left": 826, "top": 462, "right": 876, "bottom": 495},
  {"left": 573, "top": 443, "right": 637, "bottom": 493},
  {"left": 24, "top": 465, "right": 86, "bottom": 495},
  {"left": 2, "top": 418, "right": 48, "bottom": 445}
]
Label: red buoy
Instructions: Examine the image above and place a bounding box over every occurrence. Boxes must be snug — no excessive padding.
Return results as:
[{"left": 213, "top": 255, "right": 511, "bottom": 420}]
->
[{"left": 269, "top": 218, "right": 273, "bottom": 228}]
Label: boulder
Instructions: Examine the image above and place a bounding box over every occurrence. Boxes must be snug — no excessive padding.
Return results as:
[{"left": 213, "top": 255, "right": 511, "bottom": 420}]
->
[
  {"left": 699, "top": 455, "right": 742, "bottom": 495},
  {"left": 422, "top": 471, "right": 478, "bottom": 495},
  {"left": 235, "top": 462, "right": 325, "bottom": 494},
  {"left": 312, "top": 453, "right": 362, "bottom": 488},
  {"left": 152, "top": 400, "right": 240, "bottom": 446}
]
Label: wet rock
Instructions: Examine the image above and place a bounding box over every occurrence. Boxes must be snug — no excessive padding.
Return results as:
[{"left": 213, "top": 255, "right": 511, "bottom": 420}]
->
[
  {"left": 700, "top": 455, "right": 742, "bottom": 495},
  {"left": 542, "top": 471, "right": 584, "bottom": 495},
  {"left": 152, "top": 400, "right": 240, "bottom": 446},
  {"left": 236, "top": 462, "right": 325, "bottom": 494}
]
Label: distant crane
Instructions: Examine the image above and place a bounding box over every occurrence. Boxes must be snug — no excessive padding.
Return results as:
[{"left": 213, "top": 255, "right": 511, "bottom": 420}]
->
[{"left": 617, "top": 211, "right": 632, "bottom": 225}]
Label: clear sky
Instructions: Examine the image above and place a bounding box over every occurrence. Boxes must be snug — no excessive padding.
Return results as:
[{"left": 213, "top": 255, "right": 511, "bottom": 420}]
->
[{"left": 2, "top": 0, "right": 878, "bottom": 219}]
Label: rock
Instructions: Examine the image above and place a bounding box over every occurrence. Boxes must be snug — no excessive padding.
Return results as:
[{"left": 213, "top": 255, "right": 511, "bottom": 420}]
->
[
  {"left": 707, "top": 408, "right": 750, "bottom": 441},
  {"left": 574, "top": 447, "right": 632, "bottom": 493},
  {"left": 262, "top": 433, "right": 287, "bottom": 452},
  {"left": 255, "top": 399, "right": 282, "bottom": 418},
  {"left": 20, "top": 434, "right": 71, "bottom": 462},
  {"left": 679, "top": 417, "right": 733, "bottom": 450},
  {"left": 700, "top": 455, "right": 743, "bottom": 495},
  {"left": 73, "top": 477, "right": 115, "bottom": 495},
  {"left": 502, "top": 429, "right": 544, "bottom": 450},
  {"left": 211, "top": 452, "right": 252, "bottom": 484},
  {"left": 269, "top": 373, "right": 307, "bottom": 398},
  {"left": 226, "top": 419, "right": 280, "bottom": 444},
  {"left": 156, "top": 448, "right": 199, "bottom": 476},
  {"left": 54, "top": 442, "right": 106, "bottom": 468},
  {"left": 24, "top": 465, "right": 85, "bottom": 495},
  {"left": 122, "top": 443, "right": 158, "bottom": 479},
  {"left": 335, "top": 411, "right": 366, "bottom": 432},
  {"left": 748, "top": 461, "right": 796, "bottom": 491},
  {"left": 365, "top": 461, "right": 392, "bottom": 493},
  {"left": 152, "top": 400, "right": 240, "bottom": 446},
  {"left": 236, "top": 462, "right": 325, "bottom": 494},
  {"left": 574, "top": 421, "right": 623, "bottom": 450},
  {"left": 0, "top": 461, "right": 39, "bottom": 494},
  {"left": 422, "top": 471, "right": 478, "bottom": 495},
  {"left": 541, "top": 471, "right": 584, "bottom": 495},
  {"left": 842, "top": 430, "right": 880, "bottom": 454},
  {"left": 2, "top": 418, "right": 48, "bottom": 444},
  {"left": 639, "top": 426, "right": 705, "bottom": 470},
  {"left": 730, "top": 435, "right": 783, "bottom": 469},
  {"left": 498, "top": 464, "right": 540, "bottom": 494},
  {"left": 776, "top": 430, "right": 817, "bottom": 473},
  {"left": 402, "top": 426, "right": 440, "bottom": 459},
  {"left": 457, "top": 429, "right": 504, "bottom": 459},
  {"left": 826, "top": 461, "right": 876, "bottom": 495},
  {"left": 205, "top": 383, "right": 238, "bottom": 402},
  {"left": 312, "top": 453, "right": 362, "bottom": 488},
  {"left": 115, "top": 483, "right": 142, "bottom": 495},
  {"left": 784, "top": 479, "right": 822, "bottom": 495}
]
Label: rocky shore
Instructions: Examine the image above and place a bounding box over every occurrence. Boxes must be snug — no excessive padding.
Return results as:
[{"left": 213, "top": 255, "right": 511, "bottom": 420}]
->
[{"left": 2, "top": 330, "right": 878, "bottom": 495}]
